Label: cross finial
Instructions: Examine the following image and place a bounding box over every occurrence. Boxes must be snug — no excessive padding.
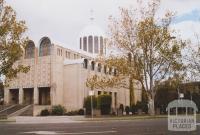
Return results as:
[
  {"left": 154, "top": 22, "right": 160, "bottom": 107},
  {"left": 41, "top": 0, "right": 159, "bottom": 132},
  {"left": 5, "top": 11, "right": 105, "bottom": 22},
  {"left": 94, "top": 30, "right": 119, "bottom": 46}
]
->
[{"left": 90, "top": 9, "right": 94, "bottom": 21}]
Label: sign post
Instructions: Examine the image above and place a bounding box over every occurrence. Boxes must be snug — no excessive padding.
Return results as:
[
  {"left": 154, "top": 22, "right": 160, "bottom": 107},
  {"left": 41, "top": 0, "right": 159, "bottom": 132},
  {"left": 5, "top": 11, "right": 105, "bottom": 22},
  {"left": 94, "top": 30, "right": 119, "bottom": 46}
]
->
[{"left": 89, "top": 90, "right": 95, "bottom": 119}]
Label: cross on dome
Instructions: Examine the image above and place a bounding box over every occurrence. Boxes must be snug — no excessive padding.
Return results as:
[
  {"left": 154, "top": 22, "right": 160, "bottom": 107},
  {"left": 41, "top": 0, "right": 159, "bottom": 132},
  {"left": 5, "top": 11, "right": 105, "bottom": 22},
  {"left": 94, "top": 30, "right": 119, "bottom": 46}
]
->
[{"left": 90, "top": 9, "right": 94, "bottom": 22}]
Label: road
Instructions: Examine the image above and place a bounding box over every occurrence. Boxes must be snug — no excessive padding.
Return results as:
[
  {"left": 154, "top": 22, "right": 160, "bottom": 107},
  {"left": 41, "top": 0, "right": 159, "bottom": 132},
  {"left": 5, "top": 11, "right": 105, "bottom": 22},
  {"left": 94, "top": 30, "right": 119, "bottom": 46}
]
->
[{"left": 0, "top": 118, "right": 200, "bottom": 135}]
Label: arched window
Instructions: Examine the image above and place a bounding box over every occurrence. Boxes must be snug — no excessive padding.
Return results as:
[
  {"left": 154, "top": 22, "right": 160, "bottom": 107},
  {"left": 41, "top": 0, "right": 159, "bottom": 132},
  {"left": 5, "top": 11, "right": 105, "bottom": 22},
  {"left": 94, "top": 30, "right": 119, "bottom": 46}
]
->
[
  {"left": 100, "top": 36, "right": 103, "bottom": 55},
  {"left": 83, "top": 59, "right": 88, "bottom": 69},
  {"left": 97, "top": 63, "right": 101, "bottom": 72},
  {"left": 83, "top": 37, "right": 87, "bottom": 51},
  {"left": 39, "top": 37, "right": 51, "bottom": 56},
  {"left": 25, "top": 40, "right": 35, "bottom": 59},
  {"left": 88, "top": 36, "right": 93, "bottom": 53},
  {"left": 80, "top": 38, "right": 82, "bottom": 49},
  {"left": 91, "top": 61, "right": 95, "bottom": 70},
  {"left": 94, "top": 36, "right": 99, "bottom": 53}
]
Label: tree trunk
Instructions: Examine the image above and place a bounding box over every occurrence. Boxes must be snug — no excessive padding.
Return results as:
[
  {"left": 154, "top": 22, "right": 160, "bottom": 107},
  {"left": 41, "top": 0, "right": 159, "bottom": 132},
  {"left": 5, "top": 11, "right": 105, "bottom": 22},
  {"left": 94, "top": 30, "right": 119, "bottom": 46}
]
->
[
  {"left": 129, "top": 77, "right": 135, "bottom": 106},
  {"left": 149, "top": 97, "right": 155, "bottom": 115}
]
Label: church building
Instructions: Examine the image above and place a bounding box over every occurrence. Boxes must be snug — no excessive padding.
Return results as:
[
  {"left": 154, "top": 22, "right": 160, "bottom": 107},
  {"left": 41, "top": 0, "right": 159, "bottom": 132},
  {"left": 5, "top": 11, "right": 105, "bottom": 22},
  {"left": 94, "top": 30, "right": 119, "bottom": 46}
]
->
[{"left": 4, "top": 18, "right": 142, "bottom": 116}]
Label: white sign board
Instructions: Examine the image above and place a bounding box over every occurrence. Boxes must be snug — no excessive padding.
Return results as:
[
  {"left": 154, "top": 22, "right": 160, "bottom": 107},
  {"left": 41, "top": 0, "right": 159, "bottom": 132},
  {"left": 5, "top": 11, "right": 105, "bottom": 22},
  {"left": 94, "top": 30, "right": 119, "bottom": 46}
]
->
[{"left": 89, "top": 90, "right": 95, "bottom": 96}]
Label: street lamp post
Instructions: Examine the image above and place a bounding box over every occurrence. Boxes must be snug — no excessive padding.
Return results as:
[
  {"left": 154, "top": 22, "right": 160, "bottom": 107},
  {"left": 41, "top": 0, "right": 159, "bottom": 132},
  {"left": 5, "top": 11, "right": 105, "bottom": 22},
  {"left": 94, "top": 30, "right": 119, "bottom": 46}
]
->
[{"left": 89, "top": 90, "right": 95, "bottom": 119}]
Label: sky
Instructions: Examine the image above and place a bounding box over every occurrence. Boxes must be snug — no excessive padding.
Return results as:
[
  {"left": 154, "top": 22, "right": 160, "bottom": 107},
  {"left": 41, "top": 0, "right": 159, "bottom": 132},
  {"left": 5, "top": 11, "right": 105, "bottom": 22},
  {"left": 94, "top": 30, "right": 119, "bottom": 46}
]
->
[{"left": 5, "top": 0, "right": 200, "bottom": 50}]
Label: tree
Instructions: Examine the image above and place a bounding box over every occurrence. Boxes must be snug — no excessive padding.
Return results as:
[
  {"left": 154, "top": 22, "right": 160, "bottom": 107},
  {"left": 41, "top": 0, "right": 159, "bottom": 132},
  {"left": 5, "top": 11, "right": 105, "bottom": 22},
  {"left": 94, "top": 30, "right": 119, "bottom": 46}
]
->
[
  {"left": 155, "top": 78, "right": 180, "bottom": 114},
  {"left": 86, "top": 56, "right": 137, "bottom": 106},
  {"left": 107, "top": 0, "right": 185, "bottom": 115},
  {"left": 185, "top": 34, "right": 200, "bottom": 81},
  {"left": 0, "top": 0, "right": 29, "bottom": 83},
  {"left": 0, "top": 79, "right": 3, "bottom": 104}
]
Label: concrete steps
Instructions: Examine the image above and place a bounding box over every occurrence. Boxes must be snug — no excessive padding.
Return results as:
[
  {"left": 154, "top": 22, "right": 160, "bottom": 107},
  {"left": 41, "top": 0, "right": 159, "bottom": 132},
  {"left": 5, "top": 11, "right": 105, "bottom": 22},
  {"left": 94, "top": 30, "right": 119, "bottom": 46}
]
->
[
  {"left": 0, "top": 105, "right": 15, "bottom": 112},
  {"left": 0, "top": 104, "right": 32, "bottom": 119},
  {"left": 20, "top": 105, "right": 33, "bottom": 116}
]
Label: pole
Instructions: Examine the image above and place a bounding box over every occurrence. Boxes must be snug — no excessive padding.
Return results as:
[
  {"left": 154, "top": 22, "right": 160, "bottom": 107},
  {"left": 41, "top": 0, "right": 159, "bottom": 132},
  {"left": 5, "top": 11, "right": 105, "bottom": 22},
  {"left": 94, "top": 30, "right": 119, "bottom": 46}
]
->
[{"left": 91, "top": 95, "right": 93, "bottom": 119}]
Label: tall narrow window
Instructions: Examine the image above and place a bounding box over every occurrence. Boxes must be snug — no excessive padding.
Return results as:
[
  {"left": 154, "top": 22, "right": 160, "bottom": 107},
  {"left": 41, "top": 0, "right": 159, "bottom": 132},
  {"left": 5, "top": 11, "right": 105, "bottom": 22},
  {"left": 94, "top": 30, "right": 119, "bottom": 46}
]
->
[
  {"left": 98, "top": 91, "right": 101, "bottom": 95},
  {"left": 97, "top": 63, "right": 101, "bottom": 72},
  {"left": 83, "top": 59, "right": 88, "bottom": 69},
  {"left": 91, "top": 61, "right": 95, "bottom": 70},
  {"left": 94, "top": 36, "right": 98, "bottom": 53},
  {"left": 39, "top": 37, "right": 51, "bottom": 56},
  {"left": 25, "top": 40, "right": 35, "bottom": 59},
  {"left": 100, "top": 36, "right": 103, "bottom": 55},
  {"left": 80, "top": 38, "right": 82, "bottom": 49},
  {"left": 114, "top": 92, "right": 117, "bottom": 108},
  {"left": 83, "top": 37, "right": 87, "bottom": 51},
  {"left": 88, "top": 36, "right": 93, "bottom": 53}
]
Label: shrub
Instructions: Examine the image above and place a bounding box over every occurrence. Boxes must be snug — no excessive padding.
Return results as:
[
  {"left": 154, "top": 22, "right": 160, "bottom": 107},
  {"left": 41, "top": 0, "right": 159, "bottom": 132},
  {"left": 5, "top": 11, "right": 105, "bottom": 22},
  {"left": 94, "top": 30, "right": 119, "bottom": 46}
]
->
[
  {"left": 40, "top": 109, "right": 50, "bottom": 116},
  {"left": 51, "top": 105, "right": 66, "bottom": 115},
  {"left": 136, "top": 101, "right": 148, "bottom": 114},
  {"left": 119, "top": 104, "right": 124, "bottom": 113},
  {"left": 65, "top": 110, "right": 78, "bottom": 116},
  {"left": 130, "top": 104, "right": 137, "bottom": 114},
  {"left": 125, "top": 106, "right": 130, "bottom": 115},
  {"left": 78, "top": 109, "right": 84, "bottom": 115},
  {"left": 97, "top": 94, "right": 112, "bottom": 115},
  {"left": 84, "top": 96, "right": 97, "bottom": 115}
]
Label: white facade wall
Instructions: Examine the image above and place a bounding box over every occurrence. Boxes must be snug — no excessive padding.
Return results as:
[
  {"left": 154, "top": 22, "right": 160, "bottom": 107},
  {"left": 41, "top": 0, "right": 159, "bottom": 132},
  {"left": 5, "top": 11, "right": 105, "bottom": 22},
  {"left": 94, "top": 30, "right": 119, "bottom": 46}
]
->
[{"left": 4, "top": 44, "right": 142, "bottom": 115}]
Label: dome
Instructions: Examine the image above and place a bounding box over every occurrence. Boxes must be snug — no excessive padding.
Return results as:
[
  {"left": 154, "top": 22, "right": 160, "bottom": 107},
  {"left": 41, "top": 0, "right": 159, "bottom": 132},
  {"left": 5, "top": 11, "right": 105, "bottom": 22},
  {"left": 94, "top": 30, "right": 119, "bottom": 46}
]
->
[
  {"left": 78, "top": 13, "right": 106, "bottom": 56},
  {"left": 79, "top": 24, "right": 105, "bottom": 37}
]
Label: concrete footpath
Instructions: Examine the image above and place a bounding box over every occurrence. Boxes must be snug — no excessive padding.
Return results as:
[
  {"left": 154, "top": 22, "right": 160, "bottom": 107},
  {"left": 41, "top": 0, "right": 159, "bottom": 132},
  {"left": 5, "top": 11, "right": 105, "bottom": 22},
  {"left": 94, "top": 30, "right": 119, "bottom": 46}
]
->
[
  {"left": 0, "top": 115, "right": 168, "bottom": 124},
  {"left": 15, "top": 116, "right": 84, "bottom": 124}
]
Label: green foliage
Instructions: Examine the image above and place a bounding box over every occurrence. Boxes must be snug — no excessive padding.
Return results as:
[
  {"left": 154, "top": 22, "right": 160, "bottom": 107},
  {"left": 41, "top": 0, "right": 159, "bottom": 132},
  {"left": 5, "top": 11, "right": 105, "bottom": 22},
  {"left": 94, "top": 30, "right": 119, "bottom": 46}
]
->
[
  {"left": 155, "top": 81, "right": 178, "bottom": 113},
  {"left": 136, "top": 101, "right": 148, "bottom": 114},
  {"left": 107, "top": 0, "right": 185, "bottom": 115},
  {"left": 184, "top": 91, "right": 200, "bottom": 113},
  {"left": 0, "top": 81, "right": 3, "bottom": 97},
  {"left": 65, "top": 109, "right": 84, "bottom": 116},
  {"left": 97, "top": 94, "right": 112, "bottom": 115},
  {"left": 119, "top": 104, "right": 124, "bottom": 113},
  {"left": 40, "top": 109, "right": 50, "bottom": 116},
  {"left": 51, "top": 105, "right": 66, "bottom": 116},
  {"left": 130, "top": 104, "right": 137, "bottom": 114},
  {"left": 65, "top": 110, "right": 78, "bottom": 116},
  {"left": 142, "top": 90, "right": 149, "bottom": 104},
  {"left": 125, "top": 106, "right": 130, "bottom": 115},
  {"left": 78, "top": 109, "right": 84, "bottom": 115},
  {"left": 84, "top": 96, "right": 97, "bottom": 115}
]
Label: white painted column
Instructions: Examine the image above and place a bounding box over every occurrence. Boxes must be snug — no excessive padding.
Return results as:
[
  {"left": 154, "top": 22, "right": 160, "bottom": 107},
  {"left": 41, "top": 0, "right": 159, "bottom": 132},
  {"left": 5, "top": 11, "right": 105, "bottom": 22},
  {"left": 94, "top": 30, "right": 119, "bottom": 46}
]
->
[
  {"left": 112, "top": 92, "right": 115, "bottom": 109},
  {"left": 87, "top": 36, "right": 89, "bottom": 52},
  {"left": 93, "top": 36, "right": 95, "bottom": 54},
  {"left": 4, "top": 88, "right": 9, "bottom": 105},
  {"left": 19, "top": 88, "right": 23, "bottom": 104},
  {"left": 34, "top": 87, "right": 39, "bottom": 104},
  {"left": 98, "top": 37, "right": 100, "bottom": 54}
]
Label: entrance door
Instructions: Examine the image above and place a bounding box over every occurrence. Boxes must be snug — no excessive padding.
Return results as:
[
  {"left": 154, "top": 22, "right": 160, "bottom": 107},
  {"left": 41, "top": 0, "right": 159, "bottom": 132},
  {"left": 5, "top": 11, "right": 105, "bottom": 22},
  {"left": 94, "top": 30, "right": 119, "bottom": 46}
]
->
[
  {"left": 9, "top": 89, "right": 19, "bottom": 104},
  {"left": 39, "top": 87, "right": 51, "bottom": 105},
  {"left": 23, "top": 88, "right": 34, "bottom": 104}
]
